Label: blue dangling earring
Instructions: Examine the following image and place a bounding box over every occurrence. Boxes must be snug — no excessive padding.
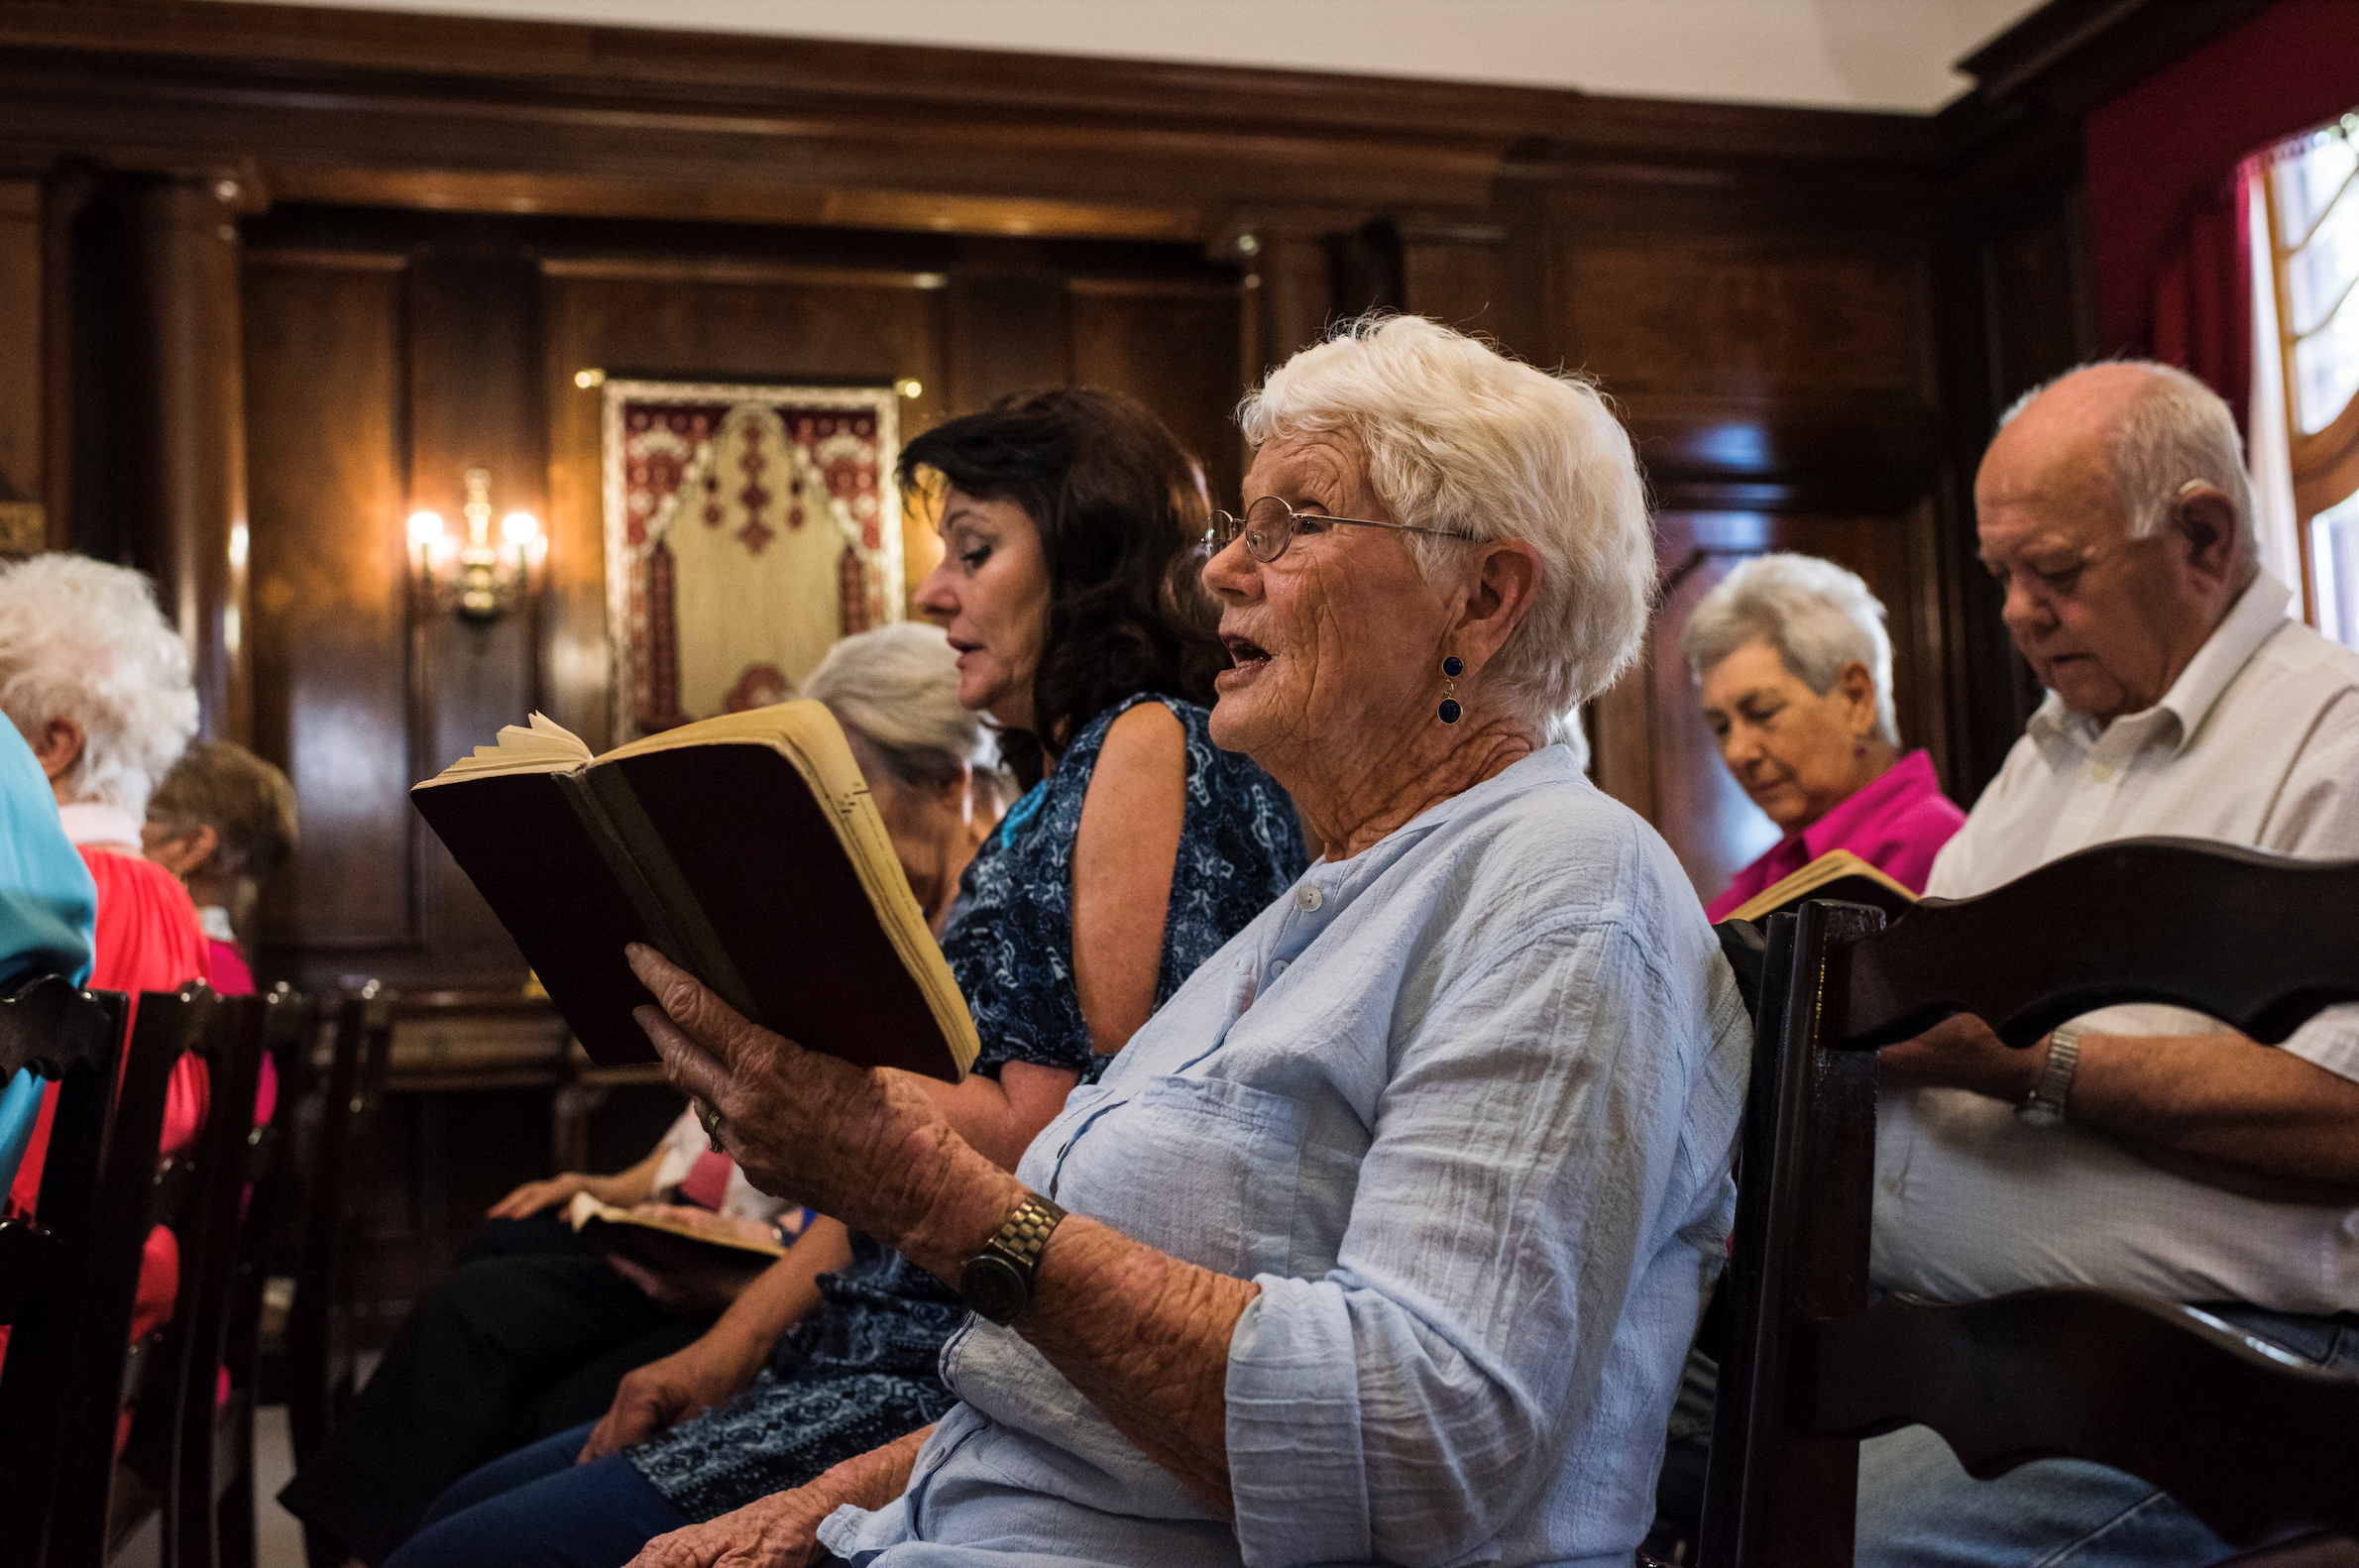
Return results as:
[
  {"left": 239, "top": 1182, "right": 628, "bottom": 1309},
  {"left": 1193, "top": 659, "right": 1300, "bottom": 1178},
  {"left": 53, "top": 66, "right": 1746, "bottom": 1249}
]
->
[{"left": 1438, "top": 655, "right": 1463, "bottom": 724}]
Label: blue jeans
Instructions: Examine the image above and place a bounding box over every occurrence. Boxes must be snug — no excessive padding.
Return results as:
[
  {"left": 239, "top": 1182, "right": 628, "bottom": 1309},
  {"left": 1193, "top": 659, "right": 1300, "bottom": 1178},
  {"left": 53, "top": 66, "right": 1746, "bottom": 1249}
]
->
[
  {"left": 1854, "top": 1305, "right": 2359, "bottom": 1568},
  {"left": 383, "top": 1422, "right": 692, "bottom": 1568}
]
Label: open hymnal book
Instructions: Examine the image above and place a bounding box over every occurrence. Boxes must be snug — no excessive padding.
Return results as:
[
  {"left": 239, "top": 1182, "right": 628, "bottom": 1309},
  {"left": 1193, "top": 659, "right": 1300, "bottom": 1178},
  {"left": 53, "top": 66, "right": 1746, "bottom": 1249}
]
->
[
  {"left": 566, "top": 1193, "right": 784, "bottom": 1310},
  {"left": 411, "top": 704, "right": 977, "bottom": 1077},
  {"left": 565, "top": 1191, "right": 787, "bottom": 1261},
  {"left": 1724, "top": 847, "right": 1918, "bottom": 926}
]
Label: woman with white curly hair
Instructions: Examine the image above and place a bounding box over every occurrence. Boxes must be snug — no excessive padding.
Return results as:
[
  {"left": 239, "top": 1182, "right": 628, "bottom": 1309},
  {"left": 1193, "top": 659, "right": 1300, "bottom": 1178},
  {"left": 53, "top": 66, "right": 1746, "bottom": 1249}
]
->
[
  {"left": 1681, "top": 552, "right": 1965, "bottom": 921},
  {"left": 0, "top": 552, "right": 209, "bottom": 1358},
  {"left": 619, "top": 315, "right": 1751, "bottom": 1568}
]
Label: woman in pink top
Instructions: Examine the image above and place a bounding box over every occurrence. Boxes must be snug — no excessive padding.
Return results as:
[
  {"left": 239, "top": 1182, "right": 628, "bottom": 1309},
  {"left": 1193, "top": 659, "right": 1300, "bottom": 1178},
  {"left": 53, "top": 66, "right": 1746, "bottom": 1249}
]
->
[{"left": 1684, "top": 553, "right": 1965, "bottom": 922}]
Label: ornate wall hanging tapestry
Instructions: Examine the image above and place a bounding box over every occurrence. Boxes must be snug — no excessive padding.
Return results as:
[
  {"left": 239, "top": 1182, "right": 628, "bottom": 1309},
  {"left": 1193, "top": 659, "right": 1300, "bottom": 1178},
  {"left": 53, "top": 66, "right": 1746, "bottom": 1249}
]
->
[{"left": 603, "top": 381, "right": 903, "bottom": 742}]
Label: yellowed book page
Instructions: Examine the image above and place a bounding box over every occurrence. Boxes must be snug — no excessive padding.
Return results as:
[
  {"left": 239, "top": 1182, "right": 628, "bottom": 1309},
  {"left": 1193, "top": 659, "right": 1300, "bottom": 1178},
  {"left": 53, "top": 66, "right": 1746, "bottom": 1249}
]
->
[
  {"left": 596, "top": 701, "right": 979, "bottom": 1077},
  {"left": 566, "top": 1191, "right": 785, "bottom": 1258},
  {"left": 417, "top": 712, "right": 594, "bottom": 785},
  {"left": 1727, "top": 848, "right": 1917, "bottom": 926}
]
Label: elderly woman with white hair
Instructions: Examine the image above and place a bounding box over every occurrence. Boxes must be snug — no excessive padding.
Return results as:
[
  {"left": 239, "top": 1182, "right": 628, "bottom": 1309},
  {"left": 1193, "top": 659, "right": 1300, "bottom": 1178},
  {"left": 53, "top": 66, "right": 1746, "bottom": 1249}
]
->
[
  {"left": 620, "top": 315, "right": 1751, "bottom": 1568},
  {"left": 1684, "top": 553, "right": 1965, "bottom": 922},
  {"left": 0, "top": 552, "right": 208, "bottom": 1365}
]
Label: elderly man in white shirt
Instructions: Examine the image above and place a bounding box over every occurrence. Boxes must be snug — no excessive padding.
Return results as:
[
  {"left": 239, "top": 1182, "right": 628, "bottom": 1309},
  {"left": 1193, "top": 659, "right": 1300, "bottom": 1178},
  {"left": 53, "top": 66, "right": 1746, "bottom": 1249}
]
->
[{"left": 1855, "top": 361, "right": 2359, "bottom": 1568}]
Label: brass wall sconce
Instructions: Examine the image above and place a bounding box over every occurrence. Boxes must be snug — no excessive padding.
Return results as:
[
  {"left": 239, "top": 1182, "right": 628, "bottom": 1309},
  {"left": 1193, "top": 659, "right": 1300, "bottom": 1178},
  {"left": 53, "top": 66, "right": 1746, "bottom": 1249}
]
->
[{"left": 408, "top": 468, "right": 542, "bottom": 625}]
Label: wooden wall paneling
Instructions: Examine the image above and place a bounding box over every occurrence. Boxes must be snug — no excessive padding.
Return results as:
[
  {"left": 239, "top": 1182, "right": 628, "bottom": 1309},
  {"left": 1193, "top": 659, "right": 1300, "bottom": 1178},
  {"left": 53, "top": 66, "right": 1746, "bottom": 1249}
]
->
[
  {"left": 0, "top": 179, "right": 40, "bottom": 552},
  {"left": 943, "top": 261, "right": 1070, "bottom": 413},
  {"left": 1067, "top": 278, "right": 1248, "bottom": 510},
  {"left": 539, "top": 258, "right": 950, "bottom": 750},
  {"left": 1484, "top": 164, "right": 1557, "bottom": 369},
  {"left": 1545, "top": 201, "right": 1952, "bottom": 898},
  {"left": 1567, "top": 243, "right": 1929, "bottom": 399},
  {"left": 1932, "top": 139, "right": 2095, "bottom": 790},
  {"left": 408, "top": 250, "right": 544, "bottom": 978},
  {"left": 1401, "top": 224, "right": 1506, "bottom": 341},
  {"left": 1240, "top": 227, "right": 1338, "bottom": 389},
  {"left": 1536, "top": 181, "right": 1949, "bottom": 525},
  {"left": 1981, "top": 204, "right": 2099, "bottom": 413},
  {"left": 128, "top": 177, "right": 252, "bottom": 742},
  {"left": 243, "top": 249, "right": 415, "bottom": 964},
  {"left": 0, "top": 10, "right": 1519, "bottom": 228},
  {"left": 37, "top": 167, "right": 94, "bottom": 553}
]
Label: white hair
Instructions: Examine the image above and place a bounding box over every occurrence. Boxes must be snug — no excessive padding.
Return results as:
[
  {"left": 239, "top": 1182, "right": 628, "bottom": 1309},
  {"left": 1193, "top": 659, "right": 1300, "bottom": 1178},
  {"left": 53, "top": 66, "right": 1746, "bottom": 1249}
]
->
[
  {"left": 1680, "top": 553, "right": 1899, "bottom": 745},
  {"left": 0, "top": 553, "right": 198, "bottom": 817},
  {"left": 800, "top": 622, "right": 986, "bottom": 789},
  {"left": 1238, "top": 314, "right": 1655, "bottom": 722},
  {"left": 2000, "top": 360, "right": 2257, "bottom": 563}
]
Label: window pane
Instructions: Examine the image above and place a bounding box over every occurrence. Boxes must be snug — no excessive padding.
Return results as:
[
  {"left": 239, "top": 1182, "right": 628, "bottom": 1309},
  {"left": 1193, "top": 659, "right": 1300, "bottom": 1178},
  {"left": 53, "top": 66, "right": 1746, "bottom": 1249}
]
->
[
  {"left": 2276, "top": 132, "right": 2357, "bottom": 244},
  {"left": 2286, "top": 190, "right": 2359, "bottom": 332},
  {"left": 2313, "top": 490, "right": 2359, "bottom": 651},
  {"left": 2294, "top": 293, "right": 2359, "bottom": 433}
]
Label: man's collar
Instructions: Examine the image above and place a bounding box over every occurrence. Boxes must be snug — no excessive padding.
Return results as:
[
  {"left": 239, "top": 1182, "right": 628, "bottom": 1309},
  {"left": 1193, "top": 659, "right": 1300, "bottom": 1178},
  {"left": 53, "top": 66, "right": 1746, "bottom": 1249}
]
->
[{"left": 2028, "top": 573, "right": 2293, "bottom": 754}]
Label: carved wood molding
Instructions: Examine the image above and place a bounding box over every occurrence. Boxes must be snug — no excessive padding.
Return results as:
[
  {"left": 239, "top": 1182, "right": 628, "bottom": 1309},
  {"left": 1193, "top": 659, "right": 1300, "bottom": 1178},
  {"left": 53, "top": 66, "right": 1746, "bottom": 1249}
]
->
[{"left": 0, "top": 0, "right": 1951, "bottom": 237}]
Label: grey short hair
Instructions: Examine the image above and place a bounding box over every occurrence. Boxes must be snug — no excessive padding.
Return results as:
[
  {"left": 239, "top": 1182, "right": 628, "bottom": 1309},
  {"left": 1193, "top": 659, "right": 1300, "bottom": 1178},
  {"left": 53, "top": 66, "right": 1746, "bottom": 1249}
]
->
[
  {"left": 801, "top": 622, "right": 984, "bottom": 790},
  {"left": 1237, "top": 314, "right": 1655, "bottom": 722},
  {"left": 0, "top": 553, "right": 199, "bottom": 817},
  {"left": 1680, "top": 553, "right": 1898, "bottom": 745},
  {"left": 2000, "top": 361, "right": 2257, "bottom": 563}
]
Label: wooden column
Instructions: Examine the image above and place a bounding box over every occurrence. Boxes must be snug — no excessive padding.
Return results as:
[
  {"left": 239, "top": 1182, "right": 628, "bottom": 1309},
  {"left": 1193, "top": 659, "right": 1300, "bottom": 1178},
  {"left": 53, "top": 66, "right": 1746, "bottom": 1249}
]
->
[
  {"left": 1237, "top": 226, "right": 1336, "bottom": 388},
  {"left": 129, "top": 176, "right": 251, "bottom": 743},
  {"left": 0, "top": 179, "right": 41, "bottom": 554},
  {"left": 408, "top": 250, "right": 544, "bottom": 973}
]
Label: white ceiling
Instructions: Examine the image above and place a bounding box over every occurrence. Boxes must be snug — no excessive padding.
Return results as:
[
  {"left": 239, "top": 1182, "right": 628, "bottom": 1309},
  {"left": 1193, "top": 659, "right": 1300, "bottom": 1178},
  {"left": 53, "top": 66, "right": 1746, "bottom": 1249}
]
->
[{"left": 212, "top": 0, "right": 2050, "bottom": 114}]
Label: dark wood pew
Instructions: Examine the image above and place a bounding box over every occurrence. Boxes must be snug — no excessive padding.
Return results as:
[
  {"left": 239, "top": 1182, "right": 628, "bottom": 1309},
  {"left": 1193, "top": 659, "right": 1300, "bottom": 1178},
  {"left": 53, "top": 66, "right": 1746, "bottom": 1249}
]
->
[{"left": 1699, "top": 839, "right": 2359, "bottom": 1568}]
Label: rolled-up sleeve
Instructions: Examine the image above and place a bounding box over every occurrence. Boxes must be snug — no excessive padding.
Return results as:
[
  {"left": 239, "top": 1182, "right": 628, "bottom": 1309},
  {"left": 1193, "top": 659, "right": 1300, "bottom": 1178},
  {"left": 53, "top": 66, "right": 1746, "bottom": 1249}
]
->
[{"left": 1222, "top": 918, "right": 1724, "bottom": 1568}]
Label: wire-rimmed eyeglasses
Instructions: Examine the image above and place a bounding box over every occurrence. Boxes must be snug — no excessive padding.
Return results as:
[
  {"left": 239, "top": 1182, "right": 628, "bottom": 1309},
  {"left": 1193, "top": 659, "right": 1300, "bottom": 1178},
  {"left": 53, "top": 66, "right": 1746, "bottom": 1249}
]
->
[{"left": 1204, "top": 495, "right": 1479, "bottom": 565}]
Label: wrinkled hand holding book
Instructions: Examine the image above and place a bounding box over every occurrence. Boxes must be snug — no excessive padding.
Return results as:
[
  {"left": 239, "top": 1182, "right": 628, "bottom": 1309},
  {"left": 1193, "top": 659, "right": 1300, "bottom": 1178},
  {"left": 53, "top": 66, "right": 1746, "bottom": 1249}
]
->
[{"left": 626, "top": 942, "right": 1022, "bottom": 1283}]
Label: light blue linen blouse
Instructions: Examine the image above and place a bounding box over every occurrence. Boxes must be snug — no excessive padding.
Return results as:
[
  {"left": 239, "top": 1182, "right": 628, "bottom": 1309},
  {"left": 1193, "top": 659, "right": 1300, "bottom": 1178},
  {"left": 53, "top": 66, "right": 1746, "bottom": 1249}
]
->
[{"left": 818, "top": 745, "right": 1750, "bottom": 1568}]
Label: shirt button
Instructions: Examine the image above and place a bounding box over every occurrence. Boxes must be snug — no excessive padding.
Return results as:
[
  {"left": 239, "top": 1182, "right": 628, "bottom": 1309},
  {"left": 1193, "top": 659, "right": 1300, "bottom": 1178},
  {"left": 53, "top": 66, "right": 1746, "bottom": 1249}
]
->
[
  {"left": 1294, "top": 884, "right": 1324, "bottom": 912},
  {"left": 1270, "top": 958, "right": 1290, "bottom": 978},
  {"left": 2089, "top": 762, "right": 2115, "bottom": 782}
]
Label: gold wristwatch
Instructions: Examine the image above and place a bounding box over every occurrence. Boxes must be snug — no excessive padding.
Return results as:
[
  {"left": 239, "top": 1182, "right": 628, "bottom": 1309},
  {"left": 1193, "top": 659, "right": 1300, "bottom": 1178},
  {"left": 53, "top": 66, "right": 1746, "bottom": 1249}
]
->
[{"left": 958, "top": 1190, "right": 1068, "bottom": 1324}]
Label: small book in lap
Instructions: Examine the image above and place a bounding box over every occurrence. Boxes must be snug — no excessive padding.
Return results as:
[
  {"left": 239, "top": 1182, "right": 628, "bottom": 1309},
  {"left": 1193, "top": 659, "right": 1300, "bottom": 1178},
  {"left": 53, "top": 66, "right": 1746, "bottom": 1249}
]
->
[
  {"left": 411, "top": 704, "right": 977, "bottom": 1077},
  {"left": 1725, "top": 847, "right": 1918, "bottom": 926}
]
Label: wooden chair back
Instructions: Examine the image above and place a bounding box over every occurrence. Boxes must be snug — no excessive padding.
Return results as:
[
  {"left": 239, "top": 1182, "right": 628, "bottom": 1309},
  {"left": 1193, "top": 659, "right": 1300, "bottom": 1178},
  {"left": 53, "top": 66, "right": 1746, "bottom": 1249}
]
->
[
  {"left": 1698, "top": 838, "right": 2359, "bottom": 1568},
  {"left": 0, "top": 974, "right": 127, "bottom": 1329},
  {"left": 197, "top": 984, "right": 313, "bottom": 1568},
  {"left": 111, "top": 991, "right": 263, "bottom": 1562},
  {"left": 0, "top": 974, "right": 123, "bottom": 1329},
  {"left": 0, "top": 983, "right": 209, "bottom": 1568},
  {"left": 0, "top": 974, "right": 128, "bottom": 1567},
  {"left": 282, "top": 986, "right": 393, "bottom": 1477}
]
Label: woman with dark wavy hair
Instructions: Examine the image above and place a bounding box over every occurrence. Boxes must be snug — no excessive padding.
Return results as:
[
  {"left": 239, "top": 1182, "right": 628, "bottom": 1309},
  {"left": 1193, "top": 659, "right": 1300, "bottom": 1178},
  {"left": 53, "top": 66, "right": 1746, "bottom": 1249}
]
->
[
  {"left": 385, "top": 387, "right": 1305, "bottom": 1568},
  {"left": 900, "top": 385, "right": 1227, "bottom": 789}
]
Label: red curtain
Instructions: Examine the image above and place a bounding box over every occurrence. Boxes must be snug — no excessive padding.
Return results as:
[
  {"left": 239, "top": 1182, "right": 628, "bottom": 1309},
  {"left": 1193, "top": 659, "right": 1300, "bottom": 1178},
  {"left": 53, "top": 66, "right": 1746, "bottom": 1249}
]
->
[
  {"left": 2082, "top": 0, "right": 2359, "bottom": 415},
  {"left": 2145, "top": 171, "right": 2252, "bottom": 433}
]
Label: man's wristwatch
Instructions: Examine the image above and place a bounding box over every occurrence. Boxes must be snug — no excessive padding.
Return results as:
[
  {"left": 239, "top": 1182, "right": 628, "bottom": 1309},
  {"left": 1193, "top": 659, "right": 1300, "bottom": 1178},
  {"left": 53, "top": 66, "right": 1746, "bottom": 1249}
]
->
[
  {"left": 958, "top": 1189, "right": 1067, "bottom": 1325},
  {"left": 2016, "top": 1022, "right": 2083, "bottom": 1127}
]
